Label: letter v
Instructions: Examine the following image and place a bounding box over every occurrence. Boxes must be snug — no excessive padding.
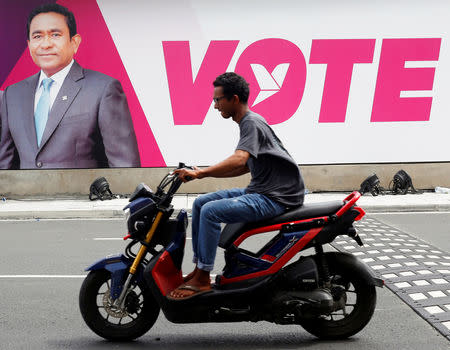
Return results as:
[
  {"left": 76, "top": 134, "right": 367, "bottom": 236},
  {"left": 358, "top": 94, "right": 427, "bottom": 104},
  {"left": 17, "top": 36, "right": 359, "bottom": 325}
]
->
[{"left": 163, "top": 41, "right": 239, "bottom": 125}]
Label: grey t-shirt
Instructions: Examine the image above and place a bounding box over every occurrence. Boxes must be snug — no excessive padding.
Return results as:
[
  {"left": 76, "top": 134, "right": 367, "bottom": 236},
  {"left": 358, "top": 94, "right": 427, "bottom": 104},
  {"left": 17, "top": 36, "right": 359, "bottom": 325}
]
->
[{"left": 236, "top": 111, "right": 305, "bottom": 207}]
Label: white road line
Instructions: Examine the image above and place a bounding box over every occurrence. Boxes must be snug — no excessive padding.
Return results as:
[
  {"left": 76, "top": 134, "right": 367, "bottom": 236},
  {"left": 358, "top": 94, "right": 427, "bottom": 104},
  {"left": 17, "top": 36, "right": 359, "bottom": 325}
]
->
[
  {"left": 0, "top": 218, "right": 124, "bottom": 222},
  {"left": 93, "top": 238, "right": 123, "bottom": 241},
  {"left": 0, "top": 275, "right": 86, "bottom": 278},
  {"left": 370, "top": 211, "right": 450, "bottom": 215},
  {"left": 93, "top": 237, "right": 192, "bottom": 240},
  {"left": 0, "top": 273, "right": 214, "bottom": 278}
]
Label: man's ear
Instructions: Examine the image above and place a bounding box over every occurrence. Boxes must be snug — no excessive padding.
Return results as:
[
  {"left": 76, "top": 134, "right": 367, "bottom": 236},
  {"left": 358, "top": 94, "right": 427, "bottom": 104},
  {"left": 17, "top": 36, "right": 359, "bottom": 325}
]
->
[
  {"left": 233, "top": 94, "right": 240, "bottom": 104},
  {"left": 71, "top": 34, "right": 82, "bottom": 54}
]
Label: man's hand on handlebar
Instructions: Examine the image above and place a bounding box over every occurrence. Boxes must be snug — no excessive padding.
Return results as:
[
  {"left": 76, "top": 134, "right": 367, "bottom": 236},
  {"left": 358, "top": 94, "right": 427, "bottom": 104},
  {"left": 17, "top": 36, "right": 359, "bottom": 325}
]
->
[{"left": 173, "top": 167, "right": 204, "bottom": 183}]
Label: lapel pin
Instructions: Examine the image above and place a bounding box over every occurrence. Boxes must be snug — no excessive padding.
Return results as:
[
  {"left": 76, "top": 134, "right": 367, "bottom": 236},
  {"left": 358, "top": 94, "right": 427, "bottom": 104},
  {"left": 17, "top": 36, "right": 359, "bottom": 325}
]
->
[{"left": 62, "top": 96, "right": 68, "bottom": 101}]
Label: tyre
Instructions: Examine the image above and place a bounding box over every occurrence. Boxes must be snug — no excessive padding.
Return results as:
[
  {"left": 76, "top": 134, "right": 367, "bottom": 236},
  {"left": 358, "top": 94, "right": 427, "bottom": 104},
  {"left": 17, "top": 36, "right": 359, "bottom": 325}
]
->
[
  {"left": 300, "top": 252, "right": 377, "bottom": 339},
  {"left": 79, "top": 269, "right": 160, "bottom": 341}
]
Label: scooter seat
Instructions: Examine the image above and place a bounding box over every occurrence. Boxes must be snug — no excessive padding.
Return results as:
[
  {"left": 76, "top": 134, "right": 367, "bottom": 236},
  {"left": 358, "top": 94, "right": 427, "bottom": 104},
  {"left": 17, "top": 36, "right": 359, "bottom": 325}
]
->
[{"left": 219, "top": 200, "right": 343, "bottom": 249}]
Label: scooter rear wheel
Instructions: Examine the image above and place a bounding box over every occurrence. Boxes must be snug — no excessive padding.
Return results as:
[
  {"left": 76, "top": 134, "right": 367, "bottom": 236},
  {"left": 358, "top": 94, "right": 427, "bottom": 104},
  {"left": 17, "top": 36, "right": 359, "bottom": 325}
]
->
[
  {"left": 79, "top": 269, "right": 160, "bottom": 341},
  {"left": 300, "top": 252, "right": 377, "bottom": 339}
]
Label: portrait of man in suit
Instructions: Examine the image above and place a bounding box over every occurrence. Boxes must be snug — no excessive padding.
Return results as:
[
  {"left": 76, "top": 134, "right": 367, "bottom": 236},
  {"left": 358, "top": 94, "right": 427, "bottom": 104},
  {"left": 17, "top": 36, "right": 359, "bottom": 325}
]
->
[{"left": 0, "top": 3, "right": 141, "bottom": 169}]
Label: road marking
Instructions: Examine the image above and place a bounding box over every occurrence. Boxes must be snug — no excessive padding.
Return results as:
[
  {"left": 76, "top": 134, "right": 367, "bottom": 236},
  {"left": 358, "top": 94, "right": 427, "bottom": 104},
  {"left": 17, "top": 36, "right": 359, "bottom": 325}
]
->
[
  {"left": 0, "top": 218, "right": 124, "bottom": 222},
  {"left": 332, "top": 216, "right": 450, "bottom": 340},
  {"left": 0, "top": 275, "right": 86, "bottom": 278},
  {"left": 0, "top": 272, "right": 213, "bottom": 279},
  {"left": 93, "top": 238, "right": 123, "bottom": 241},
  {"left": 93, "top": 237, "right": 192, "bottom": 240},
  {"left": 371, "top": 211, "right": 450, "bottom": 215}
]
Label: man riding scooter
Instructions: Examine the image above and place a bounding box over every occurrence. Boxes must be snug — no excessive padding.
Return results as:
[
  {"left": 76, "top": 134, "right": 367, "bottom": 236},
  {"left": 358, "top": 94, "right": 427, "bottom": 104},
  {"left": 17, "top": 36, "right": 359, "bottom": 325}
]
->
[
  {"left": 80, "top": 72, "right": 381, "bottom": 341},
  {"left": 169, "top": 72, "right": 305, "bottom": 300}
]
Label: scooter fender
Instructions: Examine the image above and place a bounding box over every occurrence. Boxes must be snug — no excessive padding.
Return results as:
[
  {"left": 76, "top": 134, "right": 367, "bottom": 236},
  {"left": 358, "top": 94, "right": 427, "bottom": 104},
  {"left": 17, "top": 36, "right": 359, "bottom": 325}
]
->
[
  {"left": 329, "top": 252, "right": 384, "bottom": 288},
  {"left": 85, "top": 254, "right": 133, "bottom": 300}
]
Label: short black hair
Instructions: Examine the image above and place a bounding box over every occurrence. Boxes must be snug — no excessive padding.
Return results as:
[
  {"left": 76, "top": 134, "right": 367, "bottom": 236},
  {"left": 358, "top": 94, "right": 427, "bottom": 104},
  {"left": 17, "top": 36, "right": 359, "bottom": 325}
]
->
[
  {"left": 27, "top": 3, "right": 77, "bottom": 39},
  {"left": 213, "top": 72, "right": 249, "bottom": 104}
]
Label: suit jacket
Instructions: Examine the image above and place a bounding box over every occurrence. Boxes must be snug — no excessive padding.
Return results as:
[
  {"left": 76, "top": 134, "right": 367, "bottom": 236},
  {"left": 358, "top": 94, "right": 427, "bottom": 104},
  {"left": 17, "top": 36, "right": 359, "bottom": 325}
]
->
[
  {"left": 0, "top": 61, "right": 140, "bottom": 169},
  {"left": 0, "top": 90, "right": 3, "bottom": 139}
]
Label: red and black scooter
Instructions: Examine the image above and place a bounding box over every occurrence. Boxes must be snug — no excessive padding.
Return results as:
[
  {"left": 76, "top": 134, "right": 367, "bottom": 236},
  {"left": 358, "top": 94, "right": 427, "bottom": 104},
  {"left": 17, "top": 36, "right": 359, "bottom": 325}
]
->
[{"left": 79, "top": 163, "right": 383, "bottom": 341}]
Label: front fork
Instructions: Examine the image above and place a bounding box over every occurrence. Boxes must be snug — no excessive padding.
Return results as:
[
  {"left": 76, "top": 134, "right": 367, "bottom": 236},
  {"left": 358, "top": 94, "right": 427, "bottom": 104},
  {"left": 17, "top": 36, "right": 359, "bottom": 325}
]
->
[{"left": 113, "top": 211, "right": 164, "bottom": 308}]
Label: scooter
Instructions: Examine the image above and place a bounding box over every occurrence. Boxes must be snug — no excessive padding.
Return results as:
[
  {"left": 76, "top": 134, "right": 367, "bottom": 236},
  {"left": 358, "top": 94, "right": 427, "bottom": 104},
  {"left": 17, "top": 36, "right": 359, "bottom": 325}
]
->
[{"left": 79, "top": 163, "right": 383, "bottom": 341}]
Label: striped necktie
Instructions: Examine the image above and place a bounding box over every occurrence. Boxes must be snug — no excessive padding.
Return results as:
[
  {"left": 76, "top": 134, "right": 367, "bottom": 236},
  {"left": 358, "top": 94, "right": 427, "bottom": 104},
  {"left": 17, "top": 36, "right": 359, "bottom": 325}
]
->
[{"left": 35, "top": 78, "right": 54, "bottom": 146}]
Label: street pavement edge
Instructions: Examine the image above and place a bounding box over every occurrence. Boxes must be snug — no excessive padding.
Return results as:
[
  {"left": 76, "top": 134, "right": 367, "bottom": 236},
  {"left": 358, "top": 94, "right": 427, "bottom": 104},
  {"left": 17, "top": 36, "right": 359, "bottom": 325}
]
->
[{"left": 1, "top": 193, "right": 450, "bottom": 220}]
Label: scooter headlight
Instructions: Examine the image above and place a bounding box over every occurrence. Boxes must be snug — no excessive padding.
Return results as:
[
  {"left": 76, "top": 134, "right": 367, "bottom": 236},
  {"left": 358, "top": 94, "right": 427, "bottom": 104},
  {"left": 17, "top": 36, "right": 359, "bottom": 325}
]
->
[{"left": 124, "top": 208, "right": 131, "bottom": 225}]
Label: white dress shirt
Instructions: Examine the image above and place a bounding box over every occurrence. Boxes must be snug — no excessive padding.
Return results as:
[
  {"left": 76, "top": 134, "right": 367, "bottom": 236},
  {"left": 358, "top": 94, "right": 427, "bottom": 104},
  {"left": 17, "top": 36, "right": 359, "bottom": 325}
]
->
[{"left": 34, "top": 60, "right": 75, "bottom": 112}]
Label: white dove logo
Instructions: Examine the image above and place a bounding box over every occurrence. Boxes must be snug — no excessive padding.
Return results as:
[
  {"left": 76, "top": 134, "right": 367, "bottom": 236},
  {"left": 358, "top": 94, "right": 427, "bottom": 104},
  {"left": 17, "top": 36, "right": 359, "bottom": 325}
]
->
[{"left": 250, "top": 63, "right": 290, "bottom": 106}]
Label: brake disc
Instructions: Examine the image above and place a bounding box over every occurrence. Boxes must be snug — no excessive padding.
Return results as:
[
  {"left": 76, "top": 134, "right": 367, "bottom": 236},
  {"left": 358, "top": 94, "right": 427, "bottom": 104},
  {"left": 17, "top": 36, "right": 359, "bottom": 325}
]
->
[{"left": 103, "top": 290, "right": 128, "bottom": 318}]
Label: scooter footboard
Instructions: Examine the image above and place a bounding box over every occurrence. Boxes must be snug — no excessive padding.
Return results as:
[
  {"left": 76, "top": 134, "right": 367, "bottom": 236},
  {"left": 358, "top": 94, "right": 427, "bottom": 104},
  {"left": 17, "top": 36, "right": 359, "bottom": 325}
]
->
[{"left": 160, "top": 274, "right": 276, "bottom": 324}]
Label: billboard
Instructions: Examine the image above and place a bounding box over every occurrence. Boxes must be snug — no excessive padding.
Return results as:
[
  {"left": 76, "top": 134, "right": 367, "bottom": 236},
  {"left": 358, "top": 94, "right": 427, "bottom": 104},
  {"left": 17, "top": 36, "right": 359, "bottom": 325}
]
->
[{"left": 1, "top": 0, "right": 449, "bottom": 168}]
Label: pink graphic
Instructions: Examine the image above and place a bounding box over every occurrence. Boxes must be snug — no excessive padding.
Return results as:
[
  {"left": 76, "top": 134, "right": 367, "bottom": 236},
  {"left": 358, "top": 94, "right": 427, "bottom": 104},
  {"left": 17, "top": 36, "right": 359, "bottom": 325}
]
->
[
  {"left": 235, "top": 39, "right": 307, "bottom": 125},
  {"left": 310, "top": 39, "right": 375, "bottom": 123},
  {"left": 1, "top": 0, "right": 165, "bottom": 166},
  {"left": 371, "top": 38, "right": 441, "bottom": 122},
  {"left": 163, "top": 40, "right": 239, "bottom": 125},
  {"left": 0, "top": 47, "right": 38, "bottom": 89}
]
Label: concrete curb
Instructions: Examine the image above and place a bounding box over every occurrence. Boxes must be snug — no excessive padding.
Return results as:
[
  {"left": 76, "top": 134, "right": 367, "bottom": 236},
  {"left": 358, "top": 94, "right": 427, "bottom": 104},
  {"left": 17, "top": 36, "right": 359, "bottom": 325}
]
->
[
  {"left": 0, "top": 210, "right": 126, "bottom": 220},
  {"left": 2, "top": 205, "right": 450, "bottom": 220},
  {"left": 358, "top": 203, "right": 450, "bottom": 213},
  {"left": 1, "top": 193, "right": 449, "bottom": 220}
]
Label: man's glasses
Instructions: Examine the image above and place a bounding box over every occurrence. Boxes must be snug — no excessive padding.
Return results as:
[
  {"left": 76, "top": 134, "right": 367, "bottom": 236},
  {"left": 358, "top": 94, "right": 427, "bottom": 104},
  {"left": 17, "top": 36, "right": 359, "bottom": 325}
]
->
[{"left": 213, "top": 96, "right": 226, "bottom": 103}]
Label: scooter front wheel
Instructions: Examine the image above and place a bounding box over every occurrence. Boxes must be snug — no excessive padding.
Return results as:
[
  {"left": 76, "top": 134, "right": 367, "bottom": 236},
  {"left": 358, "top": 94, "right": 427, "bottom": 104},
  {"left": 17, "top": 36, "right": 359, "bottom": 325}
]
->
[{"left": 79, "top": 269, "right": 160, "bottom": 341}]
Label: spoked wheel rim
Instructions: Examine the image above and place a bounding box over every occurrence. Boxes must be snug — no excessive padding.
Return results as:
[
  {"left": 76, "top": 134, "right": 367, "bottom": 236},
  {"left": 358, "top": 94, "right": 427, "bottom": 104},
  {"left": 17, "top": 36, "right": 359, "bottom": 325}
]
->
[
  {"left": 96, "top": 278, "right": 145, "bottom": 326},
  {"left": 299, "top": 252, "right": 377, "bottom": 339},
  {"left": 79, "top": 269, "right": 160, "bottom": 341},
  {"left": 320, "top": 275, "right": 358, "bottom": 323}
]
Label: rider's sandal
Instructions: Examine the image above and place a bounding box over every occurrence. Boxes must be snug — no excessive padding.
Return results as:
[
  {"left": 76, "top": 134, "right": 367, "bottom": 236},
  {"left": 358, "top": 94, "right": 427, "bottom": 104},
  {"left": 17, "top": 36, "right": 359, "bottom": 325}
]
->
[{"left": 167, "top": 284, "right": 212, "bottom": 301}]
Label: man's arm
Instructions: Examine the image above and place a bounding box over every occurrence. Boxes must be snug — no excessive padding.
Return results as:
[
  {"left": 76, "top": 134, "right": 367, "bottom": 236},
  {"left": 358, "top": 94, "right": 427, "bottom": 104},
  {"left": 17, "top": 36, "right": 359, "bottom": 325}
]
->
[
  {"left": 175, "top": 149, "right": 250, "bottom": 182},
  {"left": 98, "top": 79, "right": 141, "bottom": 167}
]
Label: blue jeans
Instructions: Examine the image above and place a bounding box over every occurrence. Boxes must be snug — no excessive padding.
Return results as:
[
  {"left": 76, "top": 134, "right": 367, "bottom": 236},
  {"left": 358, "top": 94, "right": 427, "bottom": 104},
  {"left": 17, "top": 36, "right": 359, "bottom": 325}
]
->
[{"left": 191, "top": 188, "right": 286, "bottom": 271}]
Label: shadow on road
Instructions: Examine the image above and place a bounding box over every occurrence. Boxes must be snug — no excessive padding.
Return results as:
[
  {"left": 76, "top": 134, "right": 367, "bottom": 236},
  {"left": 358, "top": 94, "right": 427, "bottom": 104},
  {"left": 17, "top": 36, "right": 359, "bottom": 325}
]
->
[{"left": 48, "top": 332, "right": 358, "bottom": 350}]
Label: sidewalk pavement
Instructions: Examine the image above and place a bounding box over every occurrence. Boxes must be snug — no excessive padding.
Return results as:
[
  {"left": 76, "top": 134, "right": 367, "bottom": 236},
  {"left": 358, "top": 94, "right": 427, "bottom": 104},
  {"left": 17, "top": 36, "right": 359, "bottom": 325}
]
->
[{"left": 1, "top": 192, "right": 450, "bottom": 220}]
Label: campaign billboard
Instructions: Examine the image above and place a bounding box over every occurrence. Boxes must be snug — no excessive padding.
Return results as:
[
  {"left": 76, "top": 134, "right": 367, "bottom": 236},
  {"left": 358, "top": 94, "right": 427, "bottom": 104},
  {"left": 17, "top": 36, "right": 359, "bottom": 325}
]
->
[{"left": 1, "top": 0, "right": 448, "bottom": 168}]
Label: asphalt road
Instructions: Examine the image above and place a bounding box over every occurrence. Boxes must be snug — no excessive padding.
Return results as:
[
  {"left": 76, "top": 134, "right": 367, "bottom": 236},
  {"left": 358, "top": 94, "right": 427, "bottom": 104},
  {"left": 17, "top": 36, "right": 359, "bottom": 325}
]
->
[
  {"left": 0, "top": 213, "right": 449, "bottom": 349},
  {"left": 371, "top": 212, "right": 450, "bottom": 251}
]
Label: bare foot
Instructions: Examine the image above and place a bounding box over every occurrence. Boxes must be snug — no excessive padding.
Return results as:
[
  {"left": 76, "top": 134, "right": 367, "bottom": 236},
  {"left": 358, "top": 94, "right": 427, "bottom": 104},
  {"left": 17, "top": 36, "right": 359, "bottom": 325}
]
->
[{"left": 183, "top": 267, "right": 198, "bottom": 283}]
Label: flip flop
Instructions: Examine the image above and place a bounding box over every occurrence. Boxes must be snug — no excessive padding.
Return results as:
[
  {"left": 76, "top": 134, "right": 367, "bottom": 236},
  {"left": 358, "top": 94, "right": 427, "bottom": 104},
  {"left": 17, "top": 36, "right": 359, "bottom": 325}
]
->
[{"left": 167, "top": 283, "right": 212, "bottom": 301}]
